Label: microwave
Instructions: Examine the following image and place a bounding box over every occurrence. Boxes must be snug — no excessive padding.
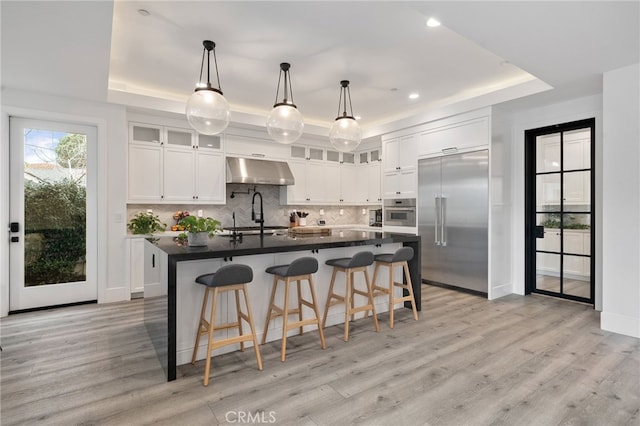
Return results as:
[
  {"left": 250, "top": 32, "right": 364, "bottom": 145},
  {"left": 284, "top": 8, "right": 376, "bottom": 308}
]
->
[{"left": 384, "top": 198, "right": 416, "bottom": 227}]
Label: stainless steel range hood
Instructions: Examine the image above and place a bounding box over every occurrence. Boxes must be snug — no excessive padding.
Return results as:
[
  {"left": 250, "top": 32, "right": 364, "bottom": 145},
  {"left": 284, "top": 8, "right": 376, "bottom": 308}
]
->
[{"left": 226, "top": 157, "right": 295, "bottom": 185}]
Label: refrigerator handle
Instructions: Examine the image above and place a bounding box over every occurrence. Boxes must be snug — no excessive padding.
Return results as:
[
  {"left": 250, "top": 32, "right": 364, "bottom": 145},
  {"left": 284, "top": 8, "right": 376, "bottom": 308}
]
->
[
  {"left": 435, "top": 195, "right": 441, "bottom": 246},
  {"left": 441, "top": 196, "right": 447, "bottom": 246}
]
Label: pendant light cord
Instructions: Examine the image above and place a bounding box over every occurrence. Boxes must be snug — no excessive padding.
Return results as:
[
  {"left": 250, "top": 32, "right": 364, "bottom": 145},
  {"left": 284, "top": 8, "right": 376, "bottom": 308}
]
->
[
  {"left": 273, "top": 71, "right": 282, "bottom": 106},
  {"left": 198, "top": 47, "right": 206, "bottom": 86},
  {"left": 212, "top": 47, "right": 222, "bottom": 92},
  {"left": 336, "top": 82, "right": 354, "bottom": 118},
  {"left": 273, "top": 64, "right": 295, "bottom": 107}
]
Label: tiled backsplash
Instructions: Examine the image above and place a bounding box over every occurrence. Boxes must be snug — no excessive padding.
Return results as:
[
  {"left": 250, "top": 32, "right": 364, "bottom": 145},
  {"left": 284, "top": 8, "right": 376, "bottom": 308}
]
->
[{"left": 127, "top": 183, "right": 374, "bottom": 231}]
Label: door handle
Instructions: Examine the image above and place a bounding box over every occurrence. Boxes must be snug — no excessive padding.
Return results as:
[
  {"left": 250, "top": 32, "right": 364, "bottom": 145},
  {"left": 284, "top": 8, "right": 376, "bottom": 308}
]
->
[
  {"left": 441, "top": 196, "right": 447, "bottom": 247},
  {"left": 435, "top": 196, "right": 441, "bottom": 246},
  {"left": 10, "top": 222, "right": 19, "bottom": 233},
  {"left": 535, "top": 226, "right": 544, "bottom": 238},
  {"left": 11, "top": 236, "right": 19, "bottom": 243}
]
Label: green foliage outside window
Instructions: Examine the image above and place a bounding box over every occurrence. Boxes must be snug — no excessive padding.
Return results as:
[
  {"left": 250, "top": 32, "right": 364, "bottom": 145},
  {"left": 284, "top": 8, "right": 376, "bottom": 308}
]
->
[{"left": 24, "top": 179, "right": 86, "bottom": 285}]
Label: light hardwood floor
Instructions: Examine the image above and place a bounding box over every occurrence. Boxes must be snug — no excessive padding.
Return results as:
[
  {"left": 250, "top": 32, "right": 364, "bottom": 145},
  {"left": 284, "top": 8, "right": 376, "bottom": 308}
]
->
[{"left": 1, "top": 285, "right": 638, "bottom": 425}]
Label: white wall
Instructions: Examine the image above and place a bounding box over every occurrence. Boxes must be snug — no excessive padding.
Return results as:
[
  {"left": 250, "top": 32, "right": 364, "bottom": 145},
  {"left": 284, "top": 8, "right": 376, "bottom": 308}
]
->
[
  {"left": 1, "top": 89, "right": 129, "bottom": 315},
  {"left": 601, "top": 63, "right": 640, "bottom": 338},
  {"left": 508, "top": 94, "right": 603, "bottom": 310},
  {"left": 489, "top": 106, "right": 513, "bottom": 299}
]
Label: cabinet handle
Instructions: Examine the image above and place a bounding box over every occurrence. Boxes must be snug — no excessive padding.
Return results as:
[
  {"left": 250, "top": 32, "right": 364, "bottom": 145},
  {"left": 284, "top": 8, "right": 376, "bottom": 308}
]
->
[
  {"left": 152, "top": 254, "right": 155, "bottom": 268},
  {"left": 251, "top": 153, "right": 266, "bottom": 158},
  {"left": 161, "top": 195, "right": 164, "bottom": 199}
]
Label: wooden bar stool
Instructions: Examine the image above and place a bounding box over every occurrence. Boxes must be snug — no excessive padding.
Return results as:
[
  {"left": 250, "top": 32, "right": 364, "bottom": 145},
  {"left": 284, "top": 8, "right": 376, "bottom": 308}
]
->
[
  {"left": 322, "top": 251, "right": 379, "bottom": 342},
  {"left": 263, "top": 257, "right": 326, "bottom": 362},
  {"left": 191, "top": 264, "right": 263, "bottom": 386},
  {"left": 371, "top": 246, "right": 419, "bottom": 328}
]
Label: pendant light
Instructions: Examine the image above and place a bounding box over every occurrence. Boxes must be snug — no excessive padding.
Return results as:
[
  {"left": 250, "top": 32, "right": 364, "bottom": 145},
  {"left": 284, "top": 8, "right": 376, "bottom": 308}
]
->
[
  {"left": 329, "top": 80, "right": 361, "bottom": 152},
  {"left": 185, "top": 40, "right": 230, "bottom": 135},
  {"left": 266, "top": 62, "right": 304, "bottom": 144}
]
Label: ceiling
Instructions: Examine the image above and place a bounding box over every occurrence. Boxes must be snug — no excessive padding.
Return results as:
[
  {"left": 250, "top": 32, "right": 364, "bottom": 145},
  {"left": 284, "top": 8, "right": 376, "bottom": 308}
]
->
[{"left": 2, "top": 1, "right": 638, "bottom": 133}]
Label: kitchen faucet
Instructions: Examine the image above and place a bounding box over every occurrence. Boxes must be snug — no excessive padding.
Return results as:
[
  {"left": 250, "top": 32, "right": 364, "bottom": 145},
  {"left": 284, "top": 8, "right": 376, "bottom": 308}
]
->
[{"left": 251, "top": 191, "right": 264, "bottom": 236}]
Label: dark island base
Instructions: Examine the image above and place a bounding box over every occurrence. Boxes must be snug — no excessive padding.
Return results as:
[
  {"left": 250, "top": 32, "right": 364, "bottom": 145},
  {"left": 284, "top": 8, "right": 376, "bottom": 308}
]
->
[{"left": 145, "top": 231, "right": 421, "bottom": 381}]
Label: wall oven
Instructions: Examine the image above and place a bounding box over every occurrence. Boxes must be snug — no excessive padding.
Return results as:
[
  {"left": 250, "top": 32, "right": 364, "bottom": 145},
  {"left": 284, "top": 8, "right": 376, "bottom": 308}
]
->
[{"left": 384, "top": 198, "right": 416, "bottom": 227}]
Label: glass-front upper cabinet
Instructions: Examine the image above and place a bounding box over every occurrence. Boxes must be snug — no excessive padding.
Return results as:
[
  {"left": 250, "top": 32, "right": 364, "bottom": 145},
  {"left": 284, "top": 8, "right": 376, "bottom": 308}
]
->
[
  {"left": 291, "top": 145, "right": 324, "bottom": 160},
  {"left": 198, "top": 134, "right": 222, "bottom": 150},
  {"left": 131, "top": 123, "right": 162, "bottom": 145},
  {"left": 165, "top": 127, "right": 194, "bottom": 148}
]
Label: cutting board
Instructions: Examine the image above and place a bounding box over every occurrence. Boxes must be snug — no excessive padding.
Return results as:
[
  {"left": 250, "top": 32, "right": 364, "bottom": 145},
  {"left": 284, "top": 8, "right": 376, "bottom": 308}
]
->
[{"left": 289, "top": 226, "right": 332, "bottom": 236}]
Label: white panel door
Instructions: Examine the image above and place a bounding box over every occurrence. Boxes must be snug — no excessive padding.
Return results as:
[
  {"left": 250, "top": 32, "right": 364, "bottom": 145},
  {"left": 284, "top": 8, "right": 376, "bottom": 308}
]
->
[{"left": 9, "top": 118, "right": 98, "bottom": 311}]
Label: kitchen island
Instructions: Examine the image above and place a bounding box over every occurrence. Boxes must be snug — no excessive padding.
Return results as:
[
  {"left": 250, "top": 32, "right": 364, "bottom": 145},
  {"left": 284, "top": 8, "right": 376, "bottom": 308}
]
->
[{"left": 144, "top": 230, "right": 421, "bottom": 381}]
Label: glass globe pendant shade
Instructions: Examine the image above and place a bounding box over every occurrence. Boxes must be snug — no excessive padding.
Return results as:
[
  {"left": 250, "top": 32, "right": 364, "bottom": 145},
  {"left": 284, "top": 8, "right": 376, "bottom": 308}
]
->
[
  {"left": 186, "top": 89, "right": 230, "bottom": 135},
  {"left": 329, "top": 116, "right": 362, "bottom": 152},
  {"left": 266, "top": 103, "right": 304, "bottom": 144}
]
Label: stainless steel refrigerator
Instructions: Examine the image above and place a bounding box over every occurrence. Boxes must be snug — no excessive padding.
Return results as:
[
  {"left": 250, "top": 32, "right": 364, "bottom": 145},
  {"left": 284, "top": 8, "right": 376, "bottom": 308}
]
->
[{"left": 418, "top": 150, "right": 488, "bottom": 293}]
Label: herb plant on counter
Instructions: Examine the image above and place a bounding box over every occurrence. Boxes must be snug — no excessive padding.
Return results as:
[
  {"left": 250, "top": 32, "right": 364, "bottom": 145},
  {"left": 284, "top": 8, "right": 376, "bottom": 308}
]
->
[
  {"left": 178, "top": 216, "right": 221, "bottom": 237},
  {"left": 128, "top": 212, "right": 167, "bottom": 235}
]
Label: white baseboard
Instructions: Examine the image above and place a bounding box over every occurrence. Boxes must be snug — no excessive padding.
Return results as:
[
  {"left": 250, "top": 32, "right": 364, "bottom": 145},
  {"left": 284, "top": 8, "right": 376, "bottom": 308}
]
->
[
  {"left": 489, "top": 282, "right": 513, "bottom": 300},
  {"left": 601, "top": 311, "right": 640, "bottom": 338},
  {"left": 102, "top": 285, "right": 130, "bottom": 304}
]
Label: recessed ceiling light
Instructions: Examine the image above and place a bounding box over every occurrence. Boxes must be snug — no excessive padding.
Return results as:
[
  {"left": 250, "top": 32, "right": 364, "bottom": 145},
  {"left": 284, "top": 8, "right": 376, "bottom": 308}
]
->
[
  {"left": 409, "top": 93, "right": 420, "bottom": 100},
  {"left": 426, "top": 17, "right": 441, "bottom": 28},
  {"left": 137, "top": 9, "right": 150, "bottom": 16}
]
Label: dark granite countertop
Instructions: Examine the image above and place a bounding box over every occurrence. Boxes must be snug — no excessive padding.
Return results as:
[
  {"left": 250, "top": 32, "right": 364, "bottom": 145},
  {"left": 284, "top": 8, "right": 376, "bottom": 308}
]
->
[{"left": 148, "top": 230, "right": 419, "bottom": 261}]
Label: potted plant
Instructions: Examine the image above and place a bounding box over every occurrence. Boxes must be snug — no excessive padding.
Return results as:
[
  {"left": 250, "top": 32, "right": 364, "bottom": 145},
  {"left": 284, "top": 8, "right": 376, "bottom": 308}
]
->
[
  {"left": 128, "top": 212, "right": 167, "bottom": 235},
  {"left": 178, "top": 216, "right": 221, "bottom": 246}
]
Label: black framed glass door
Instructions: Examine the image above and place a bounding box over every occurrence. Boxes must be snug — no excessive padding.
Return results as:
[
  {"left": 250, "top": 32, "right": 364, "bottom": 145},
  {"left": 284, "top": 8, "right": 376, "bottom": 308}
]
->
[{"left": 525, "top": 118, "right": 595, "bottom": 304}]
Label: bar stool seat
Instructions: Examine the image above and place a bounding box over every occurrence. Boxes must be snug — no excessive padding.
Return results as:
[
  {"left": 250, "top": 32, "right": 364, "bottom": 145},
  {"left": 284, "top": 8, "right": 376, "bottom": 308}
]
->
[
  {"left": 191, "top": 264, "right": 262, "bottom": 386},
  {"left": 263, "top": 257, "right": 326, "bottom": 362},
  {"left": 371, "top": 247, "right": 419, "bottom": 328},
  {"left": 322, "top": 251, "right": 379, "bottom": 342}
]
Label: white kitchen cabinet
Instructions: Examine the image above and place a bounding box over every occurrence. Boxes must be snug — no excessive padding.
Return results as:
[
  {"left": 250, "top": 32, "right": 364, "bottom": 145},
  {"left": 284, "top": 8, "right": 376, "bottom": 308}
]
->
[
  {"left": 418, "top": 117, "right": 490, "bottom": 157},
  {"left": 356, "top": 162, "right": 382, "bottom": 204},
  {"left": 290, "top": 144, "right": 324, "bottom": 161},
  {"left": 339, "top": 165, "right": 358, "bottom": 203},
  {"left": 368, "top": 162, "right": 382, "bottom": 203},
  {"left": 225, "top": 133, "right": 288, "bottom": 159},
  {"left": 163, "top": 146, "right": 195, "bottom": 202},
  {"left": 282, "top": 160, "right": 308, "bottom": 204},
  {"left": 311, "top": 162, "right": 339, "bottom": 203},
  {"left": 281, "top": 161, "right": 341, "bottom": 204},
  {"left": 128, "top": 143, "right": 163, "bottom": 201},
  {"left": 563, "top": 131, "right": 590, "bottom": 171},
  {"left": 537, "top": 229, "right": 590, "bottom": 277},
  {"left": 195, "top": 151, "right": 225, "bottom": 203},
  {"left": 128, "top": 122, "right": 225, "bottom": 204},
  {"left": 537, "top": 135, "right": 590, "bottom": 206},
  {"left": 129, "top": 238, "right": 145, "bottom": 294},
  {"left": 383, "top": 135, "right": 417, "bottom": 173},
  {"left": 359, "top": 148, "right": 381, "bottom": 164},
  {"left": 163, "top": 147, "right": 225, "bottom": 203},
  {"left": 383, "top": 169, "right": 416, "bottom": 198},
  {"left": 326, "top": 150, "right": 355, "bottom": 165},
  {"left": 564, "top": 230, "right": 591, "bottom": 277},
  {"left": 563, "top": 137, "right": 590, "bottom": 205},
  {"left": 382, "top": 135, "right": 417, "bottom": 199}
]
